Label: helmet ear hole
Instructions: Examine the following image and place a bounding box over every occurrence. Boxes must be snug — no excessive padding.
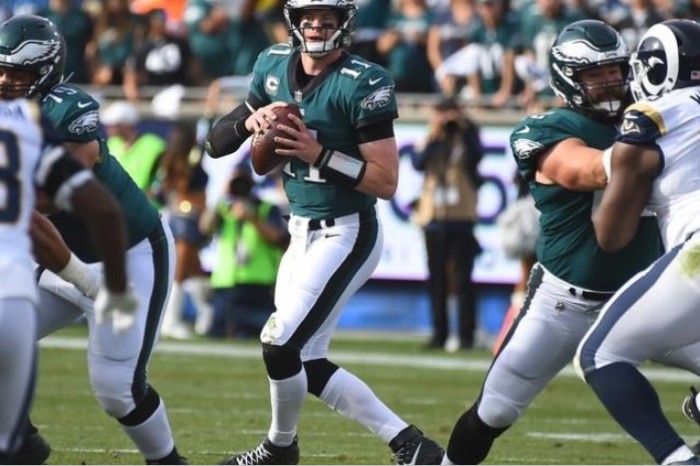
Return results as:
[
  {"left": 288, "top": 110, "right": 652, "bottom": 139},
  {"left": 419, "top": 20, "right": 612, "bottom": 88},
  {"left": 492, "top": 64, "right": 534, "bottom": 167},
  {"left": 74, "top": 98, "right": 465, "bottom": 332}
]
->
[{"left": 646, "top": 61, "right": 667, "bottom": 85}]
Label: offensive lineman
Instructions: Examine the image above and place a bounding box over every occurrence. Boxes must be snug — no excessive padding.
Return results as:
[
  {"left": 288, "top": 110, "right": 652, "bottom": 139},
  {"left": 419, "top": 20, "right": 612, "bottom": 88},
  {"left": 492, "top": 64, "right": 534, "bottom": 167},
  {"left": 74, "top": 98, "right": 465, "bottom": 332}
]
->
[
  {"left": 205, "top": 0, "right": 443, "bottom": 464},
  {"left": 442, "top": 20, "right": 669, "bottom": 464},
  {"left": 0, "top": 15, "right": 185, "bottom": 465},
  {"left": 0, "top": 98, "right": 135, "bottom": 463},
  {"left": 577, "top": 19, "right": 700, "bottom": 465}
]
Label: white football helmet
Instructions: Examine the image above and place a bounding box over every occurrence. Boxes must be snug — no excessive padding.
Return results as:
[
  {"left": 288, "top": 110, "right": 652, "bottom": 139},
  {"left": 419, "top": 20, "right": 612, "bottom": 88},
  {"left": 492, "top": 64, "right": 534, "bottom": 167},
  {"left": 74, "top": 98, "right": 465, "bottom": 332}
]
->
[
  {"left": 283, "top": 0, "right": 357, "bottom": 57},
  {"left": 630, "top": 19, "right": 700, "bottom": 102}
]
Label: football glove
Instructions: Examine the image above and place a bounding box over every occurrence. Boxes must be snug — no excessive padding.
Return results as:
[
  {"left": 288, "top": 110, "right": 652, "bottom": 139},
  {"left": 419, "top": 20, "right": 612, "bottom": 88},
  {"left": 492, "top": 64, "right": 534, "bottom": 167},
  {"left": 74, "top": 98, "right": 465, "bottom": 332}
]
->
[{"left": 94, "top": 286, "right": 139, "bottom": 333}]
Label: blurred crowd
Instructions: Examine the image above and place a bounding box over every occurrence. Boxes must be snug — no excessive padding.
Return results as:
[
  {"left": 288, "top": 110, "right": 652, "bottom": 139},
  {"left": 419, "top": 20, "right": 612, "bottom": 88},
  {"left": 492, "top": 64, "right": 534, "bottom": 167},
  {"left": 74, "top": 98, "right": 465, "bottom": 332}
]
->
[{"left": 4, "top": 0, "right": 700, "bottom": 112}]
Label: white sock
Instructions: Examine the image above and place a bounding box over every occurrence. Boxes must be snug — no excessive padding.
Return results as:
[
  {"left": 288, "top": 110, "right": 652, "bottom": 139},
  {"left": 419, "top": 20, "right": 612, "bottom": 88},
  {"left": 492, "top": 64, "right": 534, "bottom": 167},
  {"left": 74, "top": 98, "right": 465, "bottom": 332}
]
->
[
  {"left": 441, "top": 453, "right": 455, "bottom": 465},
  {"left": 662, "top": 445, "right": 696, "bottom": 464},
  {"left": 268, "top": 369, "right": 307, "bottom": 446},
  {"left": 318, "top": 368, "right": 407, "bottom": 443},
  {"left": 120, "top": 400, "right": 175, "bottom": 460}
]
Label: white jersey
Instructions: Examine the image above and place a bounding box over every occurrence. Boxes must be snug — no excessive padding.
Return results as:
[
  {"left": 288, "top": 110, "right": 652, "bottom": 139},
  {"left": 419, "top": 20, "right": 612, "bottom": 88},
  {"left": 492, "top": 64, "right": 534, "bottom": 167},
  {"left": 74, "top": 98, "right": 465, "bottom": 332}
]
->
[
  {"left": 0, "top": 99, "right": 91, "bottom": 302},
  {"left": 618, "top": 88, "right": 700, "bottom": 248}
]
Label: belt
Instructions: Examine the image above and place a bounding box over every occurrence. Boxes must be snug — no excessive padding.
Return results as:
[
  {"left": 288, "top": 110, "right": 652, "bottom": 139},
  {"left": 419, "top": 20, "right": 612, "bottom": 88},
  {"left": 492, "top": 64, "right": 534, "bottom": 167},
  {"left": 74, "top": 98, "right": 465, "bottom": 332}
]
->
[
  {"left": 568, "top": 287, "right": 615, "bottom": 302},
  {"left": 307, "top": 208, "right": 374, "bottom": 231}
]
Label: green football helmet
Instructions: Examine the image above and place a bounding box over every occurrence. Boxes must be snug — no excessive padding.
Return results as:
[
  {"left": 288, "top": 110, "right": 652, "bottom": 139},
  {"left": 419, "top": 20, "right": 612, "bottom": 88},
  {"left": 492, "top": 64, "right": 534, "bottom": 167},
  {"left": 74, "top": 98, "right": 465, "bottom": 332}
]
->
[
  {"left": 549, "top": 19, "right": 630, "bottom": 119},
  {"left": 0, "top": 14, "right": 66, "bottom": 99},
  {"left": 284, "top": 0, "right": 357, "bottom": 57}
]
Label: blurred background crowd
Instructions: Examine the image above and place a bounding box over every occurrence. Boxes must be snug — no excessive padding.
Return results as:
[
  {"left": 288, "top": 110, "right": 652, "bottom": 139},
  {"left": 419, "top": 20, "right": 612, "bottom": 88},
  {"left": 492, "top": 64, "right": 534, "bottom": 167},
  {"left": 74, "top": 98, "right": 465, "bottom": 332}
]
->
[
  {"left": 3, "top": 0, "right": 699, "bottom": 108},
  {"left": 1, "top": 0, "right": 692, "bottom": 348}
]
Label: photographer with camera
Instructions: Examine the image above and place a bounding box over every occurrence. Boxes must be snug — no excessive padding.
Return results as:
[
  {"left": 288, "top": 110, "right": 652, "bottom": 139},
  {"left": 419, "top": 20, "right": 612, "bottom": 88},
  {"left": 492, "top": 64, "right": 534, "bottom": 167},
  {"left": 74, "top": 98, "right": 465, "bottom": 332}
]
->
[
  {"left": 412, "top": 97, "right": 483, "bottom": 351},
  {"left": 199, "top": 164, "right": 288, "bottom": 338}
]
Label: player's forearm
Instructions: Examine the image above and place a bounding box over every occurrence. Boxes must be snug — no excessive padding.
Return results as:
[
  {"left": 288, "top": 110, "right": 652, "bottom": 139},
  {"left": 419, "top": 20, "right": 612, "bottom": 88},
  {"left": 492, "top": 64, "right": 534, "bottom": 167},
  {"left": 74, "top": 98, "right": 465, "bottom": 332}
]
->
[
  {"left": 356, "top": 161, "right": 398, "bottom": 199},
  {"left": 205, "top": 102, "right": 253, "bottom": 158}
]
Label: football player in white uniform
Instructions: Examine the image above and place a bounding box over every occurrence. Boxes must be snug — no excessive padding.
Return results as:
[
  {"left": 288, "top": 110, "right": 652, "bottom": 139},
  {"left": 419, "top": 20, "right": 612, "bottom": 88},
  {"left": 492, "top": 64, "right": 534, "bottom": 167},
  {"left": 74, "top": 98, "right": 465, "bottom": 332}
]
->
[
  {"left": 576, "top": 19, "right": 700, "bottom": 465},
  {"left": 0, "top": 98, "right": 135, "bottom": 464}
]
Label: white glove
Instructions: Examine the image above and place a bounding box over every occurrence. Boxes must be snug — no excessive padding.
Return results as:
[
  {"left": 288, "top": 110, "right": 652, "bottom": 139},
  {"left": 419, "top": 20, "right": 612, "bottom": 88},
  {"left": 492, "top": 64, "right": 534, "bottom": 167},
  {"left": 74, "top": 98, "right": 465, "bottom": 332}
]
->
[{"left": 94, "top": 286, "right": 139, "bottom": 333}]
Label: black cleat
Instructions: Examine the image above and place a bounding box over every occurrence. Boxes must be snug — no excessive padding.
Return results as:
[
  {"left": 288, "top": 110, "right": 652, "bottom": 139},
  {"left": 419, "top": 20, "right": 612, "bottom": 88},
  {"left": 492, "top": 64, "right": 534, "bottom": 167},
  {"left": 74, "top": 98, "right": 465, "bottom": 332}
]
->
[
  {"left": 9, "top": 431, "right": 51, "bottom": 465},
  {"left": 146, "top": 446, "right": 188, "bottom": 465},
  {"left": 220, "top": 436, "right": 299, "bottom": 465},
  {"left": 389, "top": 425, "right": 444, "bottom": 465}
]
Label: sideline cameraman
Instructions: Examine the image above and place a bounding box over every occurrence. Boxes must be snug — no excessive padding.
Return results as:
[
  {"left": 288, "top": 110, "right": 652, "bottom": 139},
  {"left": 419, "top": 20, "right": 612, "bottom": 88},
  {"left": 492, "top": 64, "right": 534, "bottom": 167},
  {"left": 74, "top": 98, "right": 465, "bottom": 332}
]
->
[
  {"left": 199, "top": 164, "right": 288, "bottom": 338},
  {"left": 412, "top": 97, "right": 483, "bottom": 350}
]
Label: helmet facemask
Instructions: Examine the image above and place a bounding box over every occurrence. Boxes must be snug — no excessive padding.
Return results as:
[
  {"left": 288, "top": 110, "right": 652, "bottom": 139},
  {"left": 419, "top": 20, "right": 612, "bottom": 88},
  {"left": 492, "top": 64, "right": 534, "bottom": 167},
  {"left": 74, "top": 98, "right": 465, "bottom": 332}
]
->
[{"left": 284, "top": 1, "right": 357, "bottom": 57}]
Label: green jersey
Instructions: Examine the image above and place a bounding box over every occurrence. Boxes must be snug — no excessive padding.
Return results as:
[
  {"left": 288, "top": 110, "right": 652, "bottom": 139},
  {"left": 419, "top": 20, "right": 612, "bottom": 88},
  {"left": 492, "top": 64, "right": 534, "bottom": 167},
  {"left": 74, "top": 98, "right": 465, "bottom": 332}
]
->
[
  {"left": 41, "top": 84, "right": 161, "bottom": 262},
  {"left": 249, "top": 44, "right": 398, "bottom": 219},
  {"left": 510, "top": 108, "right": 663, "bottom": 291}
]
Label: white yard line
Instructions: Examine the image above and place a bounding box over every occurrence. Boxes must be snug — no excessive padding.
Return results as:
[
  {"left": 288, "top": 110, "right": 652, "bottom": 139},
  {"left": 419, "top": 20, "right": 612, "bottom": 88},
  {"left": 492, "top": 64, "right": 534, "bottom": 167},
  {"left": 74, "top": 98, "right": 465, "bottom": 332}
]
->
[{"left": 40, "top": 336, "right": 698, "bottom": 383}]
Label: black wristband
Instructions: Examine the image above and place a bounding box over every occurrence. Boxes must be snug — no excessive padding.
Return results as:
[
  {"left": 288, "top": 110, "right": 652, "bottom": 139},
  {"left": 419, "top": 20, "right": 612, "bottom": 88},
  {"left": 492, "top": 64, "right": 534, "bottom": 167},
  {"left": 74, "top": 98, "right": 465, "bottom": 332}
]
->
[{"left": 313, "top": 147, "right": 333, "bottom": 168}]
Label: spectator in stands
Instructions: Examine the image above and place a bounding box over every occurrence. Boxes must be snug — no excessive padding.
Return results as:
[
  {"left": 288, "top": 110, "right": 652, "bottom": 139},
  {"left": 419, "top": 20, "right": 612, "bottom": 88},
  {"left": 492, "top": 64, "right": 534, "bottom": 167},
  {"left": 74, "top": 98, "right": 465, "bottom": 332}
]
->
[
  {"left": 156, "top": 122, "right": 213, "bottom": 338},
  {"left": 434, "top": 0, "right": 520, "bottom": 107},
  {"left": 101, "top": 100, "right": 166, "bottom": 201},
  {"left": 377, "top": 0, "right": 435, "bottom": 93},
  {"left": 676, "top": 0, "right": 700, "bottom": 19},
  {"left": 427, "top": 0, "right": 480, "bottom": 96},
  {"left": 91, "top": 0, "right": 147, "bottom": 86},
  {"left": 605, "top": 0, "right": 664, "bottom": 51},
  {"left": 40, "top": 0, "right": 94, "bottom": 84},
  {"left": 514, "top": 0, "right": 586, "bottom": 110},
  {"left": 412, "top": 97, "right": 483, "bottom": 350},
  {"left": 227, "top": 0, "right": 272, "bottom": 78},
  {"left": 199, "top": 164, "right": 288, "bottom": 339},
  {"left": 123, "top": 8, "right": 192, "bottom": 102},
  {"left": 183, "top": 0, "right": 232, "bottom": 83},
  {"left": 348, "top": 0, "right": 392, "bottom": 66},
  {"left": 130, "top": 0, "right": 188, "bottom": 36}
]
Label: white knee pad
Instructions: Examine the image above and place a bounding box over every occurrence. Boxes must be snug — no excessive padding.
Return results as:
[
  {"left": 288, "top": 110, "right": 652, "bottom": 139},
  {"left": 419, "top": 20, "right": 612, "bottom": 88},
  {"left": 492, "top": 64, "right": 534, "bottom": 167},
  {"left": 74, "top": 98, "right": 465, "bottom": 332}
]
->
[
  {"left": 477, "top": 395, "right": 522, "bottom": 428},
  {"left": 89, "top": 360, "right": 137, "bottom": 418}
]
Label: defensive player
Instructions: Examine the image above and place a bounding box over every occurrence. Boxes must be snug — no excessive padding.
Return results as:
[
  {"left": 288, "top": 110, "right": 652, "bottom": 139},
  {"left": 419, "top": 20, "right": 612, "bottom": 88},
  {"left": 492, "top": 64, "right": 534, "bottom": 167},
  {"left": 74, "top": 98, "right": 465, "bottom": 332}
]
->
[
  {"left": 205, "top": 0, "right": 443, "bottom": 464},
  {"left": 0, "top": 15, "right": 185, "bottom": 465},
  {"left": 0, "top": 98, "right": 135, "bottom": 464},
  {"left": 576, "top": 19, "right": 700, "bottom": 465},
  {"left": 442, "top": 20, "right": 669, "bottom": 464}
]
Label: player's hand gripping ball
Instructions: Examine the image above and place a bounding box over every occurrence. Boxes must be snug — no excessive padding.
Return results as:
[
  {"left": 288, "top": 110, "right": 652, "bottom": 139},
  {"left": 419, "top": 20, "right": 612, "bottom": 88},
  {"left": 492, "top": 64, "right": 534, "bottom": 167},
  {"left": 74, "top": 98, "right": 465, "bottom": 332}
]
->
[{"left": 251, "top": 104, "right": 302, "bottom": 176}]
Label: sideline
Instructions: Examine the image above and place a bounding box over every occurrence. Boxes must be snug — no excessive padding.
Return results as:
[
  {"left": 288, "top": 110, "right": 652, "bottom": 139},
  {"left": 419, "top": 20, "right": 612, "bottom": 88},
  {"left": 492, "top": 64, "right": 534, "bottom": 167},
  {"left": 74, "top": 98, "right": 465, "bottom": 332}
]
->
[{"left": 40, "top": 336, "right": 696, "bottom": 383}]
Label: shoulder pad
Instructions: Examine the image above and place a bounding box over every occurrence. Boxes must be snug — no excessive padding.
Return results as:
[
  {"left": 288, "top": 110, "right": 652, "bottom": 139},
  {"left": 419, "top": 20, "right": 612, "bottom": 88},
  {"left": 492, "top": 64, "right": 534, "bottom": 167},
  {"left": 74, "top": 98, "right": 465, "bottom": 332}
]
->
[{"left": 617, "top": 102, "right": 664, "bottom": 144}]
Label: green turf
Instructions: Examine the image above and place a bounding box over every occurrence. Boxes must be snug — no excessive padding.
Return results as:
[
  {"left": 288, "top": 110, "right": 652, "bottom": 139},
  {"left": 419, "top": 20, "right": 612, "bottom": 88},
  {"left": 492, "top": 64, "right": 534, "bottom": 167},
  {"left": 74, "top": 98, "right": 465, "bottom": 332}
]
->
[{"left": 31, "top": 326, "right": 700, "bottom": 464}]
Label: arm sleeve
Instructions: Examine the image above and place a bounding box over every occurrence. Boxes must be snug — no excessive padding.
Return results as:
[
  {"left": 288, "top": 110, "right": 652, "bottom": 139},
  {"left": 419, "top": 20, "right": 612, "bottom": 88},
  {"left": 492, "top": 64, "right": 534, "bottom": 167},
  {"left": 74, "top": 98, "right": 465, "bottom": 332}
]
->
[{"left": 204, "top": 93, "right": 266, "bottom": 158}]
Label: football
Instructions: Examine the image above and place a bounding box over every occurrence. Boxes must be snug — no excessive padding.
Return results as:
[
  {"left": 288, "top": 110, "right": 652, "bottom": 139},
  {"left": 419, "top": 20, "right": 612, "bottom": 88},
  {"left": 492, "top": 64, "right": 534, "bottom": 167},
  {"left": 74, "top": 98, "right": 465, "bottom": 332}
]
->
[{"left": 250, "top": 104, "right": 302, "bottom": 176}]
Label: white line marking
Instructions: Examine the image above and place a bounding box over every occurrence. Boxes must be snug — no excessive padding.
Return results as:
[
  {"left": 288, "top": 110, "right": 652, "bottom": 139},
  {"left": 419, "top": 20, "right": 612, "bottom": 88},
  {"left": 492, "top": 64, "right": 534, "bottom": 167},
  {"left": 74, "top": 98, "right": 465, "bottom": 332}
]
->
[{"left": 40, "top": 336, "right": 697, "bottom": 382}]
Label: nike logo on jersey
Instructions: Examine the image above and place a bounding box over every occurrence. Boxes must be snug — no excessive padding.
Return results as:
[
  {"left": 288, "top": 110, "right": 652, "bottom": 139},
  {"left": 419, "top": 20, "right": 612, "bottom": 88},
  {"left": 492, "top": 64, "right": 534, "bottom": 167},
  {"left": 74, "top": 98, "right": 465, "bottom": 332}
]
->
[
  {"left": 369, "top": 77, "right": 382, "bottom": 85},
  {"left": 77, "top": 101, "right": 91, "bottom": 108},
  {"left": 516, "top": 125, "right": 530, "bottom": 134}
]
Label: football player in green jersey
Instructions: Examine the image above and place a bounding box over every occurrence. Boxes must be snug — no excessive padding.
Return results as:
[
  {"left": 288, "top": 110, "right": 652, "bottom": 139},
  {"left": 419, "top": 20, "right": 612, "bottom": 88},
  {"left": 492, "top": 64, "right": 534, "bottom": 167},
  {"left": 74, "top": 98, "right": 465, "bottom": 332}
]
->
[
  {"left": 442, "top": 19, "right": 687, "bottom": 464},
  {"left": 0, "top": 15, "right": 186, "bottom": 465},
  {"left": 206, "top": 0, "right": 443, "bottom": 464}
]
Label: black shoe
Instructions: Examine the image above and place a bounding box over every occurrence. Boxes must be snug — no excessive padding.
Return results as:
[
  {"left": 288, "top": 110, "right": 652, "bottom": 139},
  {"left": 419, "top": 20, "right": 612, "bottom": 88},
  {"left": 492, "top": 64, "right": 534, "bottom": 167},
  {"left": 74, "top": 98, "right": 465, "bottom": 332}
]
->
[
  {"left": 9, "top": 431, "right": 51, "bottom": 465},
  {"left": 146, "top": 447, "right": 188, "bottom": 465},
  {"left": 389, "top": 425, "right": 444, "bottom": 465},
  {"left": 220, "top": 436, "right": 299, "bottom": 465}
]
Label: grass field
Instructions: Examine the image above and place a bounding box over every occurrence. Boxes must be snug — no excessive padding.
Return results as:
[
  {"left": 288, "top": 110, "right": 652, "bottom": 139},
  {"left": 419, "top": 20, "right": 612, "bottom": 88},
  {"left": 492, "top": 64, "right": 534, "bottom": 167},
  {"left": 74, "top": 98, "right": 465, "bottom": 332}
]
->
[{"left": 32, "top": 326, "right": 700, "bottom": 465}]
